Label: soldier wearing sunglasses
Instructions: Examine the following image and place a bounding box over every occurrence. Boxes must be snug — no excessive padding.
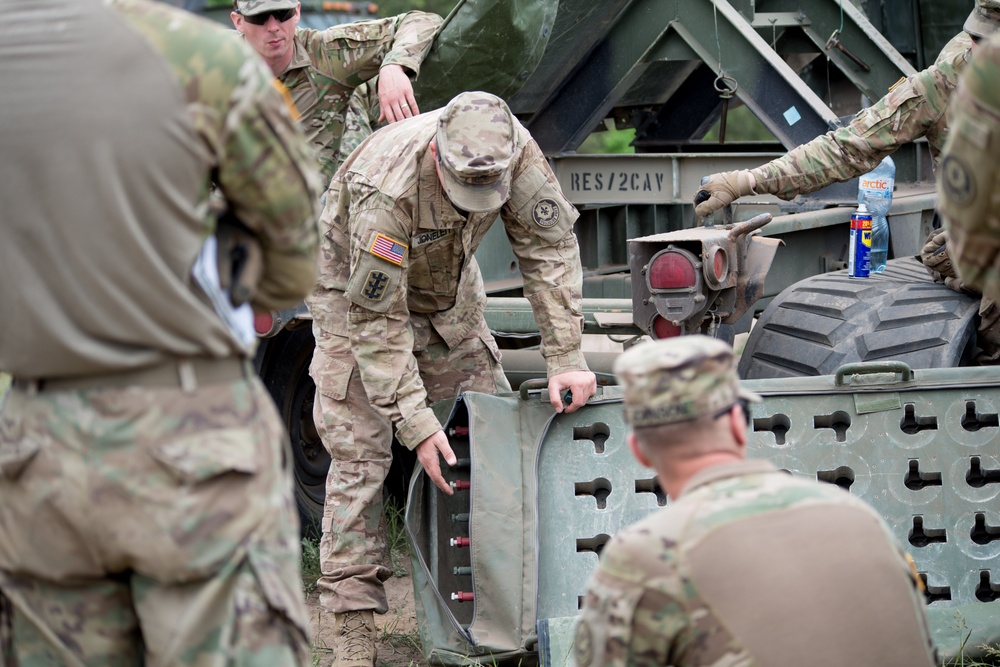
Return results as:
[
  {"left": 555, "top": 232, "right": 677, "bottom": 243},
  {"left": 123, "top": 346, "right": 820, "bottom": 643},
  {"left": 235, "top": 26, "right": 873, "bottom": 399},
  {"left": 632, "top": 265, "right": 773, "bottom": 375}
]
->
[{"left": 231, "top": 0, "right": 442, "bottom": 185}]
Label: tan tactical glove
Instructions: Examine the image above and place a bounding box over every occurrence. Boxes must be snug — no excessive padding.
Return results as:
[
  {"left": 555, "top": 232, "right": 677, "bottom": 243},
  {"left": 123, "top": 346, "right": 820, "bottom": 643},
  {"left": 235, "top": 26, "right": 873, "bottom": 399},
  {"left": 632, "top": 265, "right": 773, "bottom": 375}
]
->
[
  {"left": 919, "top": 227, "right": 962, "bottom": 288},
  {"left": 693, "top": 170, "right": 756, "bottom": 217}
]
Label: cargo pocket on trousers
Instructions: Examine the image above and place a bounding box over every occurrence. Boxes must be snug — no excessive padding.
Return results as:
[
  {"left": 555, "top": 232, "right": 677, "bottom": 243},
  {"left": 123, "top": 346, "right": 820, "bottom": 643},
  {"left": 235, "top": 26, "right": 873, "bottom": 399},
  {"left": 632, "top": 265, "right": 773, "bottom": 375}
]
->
[
  {"left": 151, "top": 429, "right": 258, "bottom": 485},
  {"left": 316, "top": 356, "right": 353, "bottom": 402}
]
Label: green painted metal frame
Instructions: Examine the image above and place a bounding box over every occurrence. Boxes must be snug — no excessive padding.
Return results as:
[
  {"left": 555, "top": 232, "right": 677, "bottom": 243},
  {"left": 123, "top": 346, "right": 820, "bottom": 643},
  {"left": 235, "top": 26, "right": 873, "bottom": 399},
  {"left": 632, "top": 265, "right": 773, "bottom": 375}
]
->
[{"left": 409, "top": 363, "right": 1000, "bottom": 664}]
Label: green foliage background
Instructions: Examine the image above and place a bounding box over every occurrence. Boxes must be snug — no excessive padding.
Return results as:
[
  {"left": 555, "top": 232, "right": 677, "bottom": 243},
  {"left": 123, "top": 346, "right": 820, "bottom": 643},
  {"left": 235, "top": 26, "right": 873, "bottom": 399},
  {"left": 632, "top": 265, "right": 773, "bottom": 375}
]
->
[{"left": 578, "top": 105, "right": 775, "bottom": 155}]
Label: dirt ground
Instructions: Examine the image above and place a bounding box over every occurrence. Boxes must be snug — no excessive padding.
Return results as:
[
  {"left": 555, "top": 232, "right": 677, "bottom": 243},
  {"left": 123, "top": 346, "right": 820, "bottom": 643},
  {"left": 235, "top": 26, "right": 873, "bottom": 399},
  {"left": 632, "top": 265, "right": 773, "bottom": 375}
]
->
[{"left": 307, "top": 559, "right": 425, "bottom": 667}]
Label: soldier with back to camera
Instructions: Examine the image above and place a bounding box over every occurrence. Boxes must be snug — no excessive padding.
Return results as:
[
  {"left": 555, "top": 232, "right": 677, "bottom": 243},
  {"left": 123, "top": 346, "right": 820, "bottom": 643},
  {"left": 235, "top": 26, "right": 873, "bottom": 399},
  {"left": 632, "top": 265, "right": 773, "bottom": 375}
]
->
[
  {"left": 574, "top": 335, "right": 936, "bottom": 667},
  {"left": 0, "top": 0, "right": 321, "bottom": 663}
]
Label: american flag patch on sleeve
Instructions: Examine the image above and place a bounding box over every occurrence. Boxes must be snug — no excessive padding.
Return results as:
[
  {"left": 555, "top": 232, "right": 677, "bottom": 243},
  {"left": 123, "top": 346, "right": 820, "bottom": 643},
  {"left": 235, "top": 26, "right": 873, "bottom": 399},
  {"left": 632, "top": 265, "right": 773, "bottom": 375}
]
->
[{"left": 369, "top": 233, "right": 408, "bottom": 266}]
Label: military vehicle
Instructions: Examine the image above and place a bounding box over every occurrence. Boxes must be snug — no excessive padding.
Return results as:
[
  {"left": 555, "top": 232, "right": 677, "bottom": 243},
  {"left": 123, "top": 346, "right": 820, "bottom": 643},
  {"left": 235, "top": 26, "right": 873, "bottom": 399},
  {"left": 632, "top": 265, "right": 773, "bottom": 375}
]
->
[
  {"left": 402, "top": 1, "right": 996, "bottom": 664},
  {"left": 247, "top": 0, "right": 976, "bottom": 529},
  {"left": 175, "top": 0, "right": 1000, "bottom": 661}
]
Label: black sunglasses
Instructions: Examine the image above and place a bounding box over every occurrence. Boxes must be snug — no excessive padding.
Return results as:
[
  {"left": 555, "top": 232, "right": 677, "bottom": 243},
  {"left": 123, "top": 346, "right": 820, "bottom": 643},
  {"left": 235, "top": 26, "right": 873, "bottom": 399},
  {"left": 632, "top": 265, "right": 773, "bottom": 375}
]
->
[
  {"left": 242, "top": 8, "right": 295, "bottom": 25},
  {"left": 712, "top": 398, "right": 752, "bottom": 427}
]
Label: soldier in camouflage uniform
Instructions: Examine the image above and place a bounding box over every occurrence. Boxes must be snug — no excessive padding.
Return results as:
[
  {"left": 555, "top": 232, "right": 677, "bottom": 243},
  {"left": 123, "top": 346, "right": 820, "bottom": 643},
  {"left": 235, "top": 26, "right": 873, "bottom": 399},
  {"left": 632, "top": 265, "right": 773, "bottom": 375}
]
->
[
  {"left": 694, "top": 0, "right": 1000, "bottom": 362},
  {"left": 939, "top": 32, "right": 1000, "bottom": 300},
  {"left": 231, "top": 0, "right": 441, "bottom": 185},
  {"left": 338, "top": 80, "right": 381, "bottom": 166},
  {"left": 574, "top": 336, "right": 936, "bottom": 667},
  {"left": 306, "top": 91, "right": 598, "bottom": 667},
  {"left": 0, "top": 0, "right": 321, "bottom": 664}
]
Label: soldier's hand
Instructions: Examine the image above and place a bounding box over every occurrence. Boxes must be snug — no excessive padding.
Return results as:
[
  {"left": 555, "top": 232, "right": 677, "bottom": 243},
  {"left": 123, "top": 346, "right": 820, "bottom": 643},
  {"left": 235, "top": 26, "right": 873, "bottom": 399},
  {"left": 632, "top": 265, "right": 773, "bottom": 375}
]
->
[
  {"left": 216, "top": 214, "right": 264, "bottom": 307},
  {"left": 378, "top": 64, "right": 418, "bottom": 123},
  {"left": 415, "top": 430, "right": 457, "bottom": 495},
  {"left": 693, "top": 170, "right": 756, "bottom": 218},
  {"left": 548, "top": 370, "right": 597, "bottom": 414}
]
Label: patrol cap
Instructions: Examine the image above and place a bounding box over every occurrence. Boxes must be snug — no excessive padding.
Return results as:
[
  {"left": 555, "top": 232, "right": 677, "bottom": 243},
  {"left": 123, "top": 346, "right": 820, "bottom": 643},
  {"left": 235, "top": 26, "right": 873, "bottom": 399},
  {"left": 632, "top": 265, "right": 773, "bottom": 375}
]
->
[
  {"left": 235, "top": 0, "right": 297, "bottom": 16},
  {"left": 614, "top": 335, "right": 761, "bottom": 428},
  {"left": 965, "top": 0, "right": 1000, "bottom": 38},
  {"left": 436, "top": 91, "right": 515, "bottom": 213}
]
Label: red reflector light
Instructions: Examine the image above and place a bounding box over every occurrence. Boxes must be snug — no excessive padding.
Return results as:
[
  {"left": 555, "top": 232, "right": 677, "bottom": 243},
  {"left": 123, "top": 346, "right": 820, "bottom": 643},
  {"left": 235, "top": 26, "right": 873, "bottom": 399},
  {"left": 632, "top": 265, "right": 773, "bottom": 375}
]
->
[
  {"left": 713, "top": 249, "right": 727, "bottom": 280},
  {"left": 649, "top": 251, "right": 696, "bottom": 289},
  {"left": 254, "top": 311, "right": 274, "bottom": 336},
  {"left": 652, "top": 317, "right": 682, "bottom": 339}
]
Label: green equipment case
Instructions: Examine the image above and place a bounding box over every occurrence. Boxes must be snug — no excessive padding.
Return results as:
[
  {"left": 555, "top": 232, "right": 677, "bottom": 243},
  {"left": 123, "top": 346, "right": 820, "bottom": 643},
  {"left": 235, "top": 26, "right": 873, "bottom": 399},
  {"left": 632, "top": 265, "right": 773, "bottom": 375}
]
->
[{"left": 407, "top": 364, "right": 1000, "bottom": 665}]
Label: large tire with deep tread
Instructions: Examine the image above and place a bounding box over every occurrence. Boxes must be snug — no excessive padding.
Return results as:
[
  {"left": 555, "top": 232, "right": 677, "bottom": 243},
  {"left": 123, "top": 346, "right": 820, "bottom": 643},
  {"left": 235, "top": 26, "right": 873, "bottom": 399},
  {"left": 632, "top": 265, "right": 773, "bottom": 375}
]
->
[
  {"left": 255, "top": 326, "right": 327, "bottom": 537},
  {"left": 739, "top": 257, "right": 981, "bottom": 379}
]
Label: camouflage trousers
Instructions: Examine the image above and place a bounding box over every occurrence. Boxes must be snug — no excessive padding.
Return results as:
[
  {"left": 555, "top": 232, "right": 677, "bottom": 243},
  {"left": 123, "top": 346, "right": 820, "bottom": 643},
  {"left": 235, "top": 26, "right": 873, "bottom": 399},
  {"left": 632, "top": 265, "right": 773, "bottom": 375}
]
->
[
  {"left": 920, "top": 228, "right": 1000, "bottom": 363},
  {"left": 310, "top": 316, "right": 509, "bottom": 614},
  {"left": 0, "top": 375, "right": 309, "bottom": 666}
]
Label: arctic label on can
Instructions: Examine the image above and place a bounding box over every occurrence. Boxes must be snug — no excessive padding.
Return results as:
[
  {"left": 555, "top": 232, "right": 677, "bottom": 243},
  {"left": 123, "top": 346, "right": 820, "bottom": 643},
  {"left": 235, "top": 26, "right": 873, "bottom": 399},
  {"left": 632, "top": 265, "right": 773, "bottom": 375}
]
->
[{"left": 849, "top": 208, "right": 873, "bottom": 278}]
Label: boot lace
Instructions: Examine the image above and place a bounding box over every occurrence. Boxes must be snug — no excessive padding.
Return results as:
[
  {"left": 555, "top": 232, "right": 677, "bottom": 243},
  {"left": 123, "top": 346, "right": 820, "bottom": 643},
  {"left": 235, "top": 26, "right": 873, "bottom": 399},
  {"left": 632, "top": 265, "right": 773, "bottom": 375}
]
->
[{"left": 340, "top": 611, "right": 375, "bottom": 660}]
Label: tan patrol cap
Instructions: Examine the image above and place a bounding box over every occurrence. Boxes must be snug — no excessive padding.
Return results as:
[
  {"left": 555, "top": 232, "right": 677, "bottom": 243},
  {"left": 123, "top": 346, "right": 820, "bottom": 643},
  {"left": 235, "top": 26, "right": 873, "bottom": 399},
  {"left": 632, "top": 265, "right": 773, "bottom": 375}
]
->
[
  {"left": 435, "top": 91, "right": 515, "bottom": 213},
  {"left": 235, "top": 0, "right": 297, "bottom": 16},
  {"left": 613, "top": 335, "right": 761, "bottom": 428},
  {"left": 965, "top": 0, "right": 1000, "bottom": 38}
]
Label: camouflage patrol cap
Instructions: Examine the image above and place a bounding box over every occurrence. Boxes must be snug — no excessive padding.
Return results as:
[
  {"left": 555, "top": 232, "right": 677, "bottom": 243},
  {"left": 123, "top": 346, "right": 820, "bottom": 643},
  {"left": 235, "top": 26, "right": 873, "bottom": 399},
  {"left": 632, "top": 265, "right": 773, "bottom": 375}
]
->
[
  {"left": 436, "top": 91, "right": 515, "bottom": 213},
  {"left": 614, "top": 335, "right": 761, "bottom": 428},
  {"left": 235, "top": 0, "right": 297, "bottom": 16},
  {"left": 965, "top": 0, "right": 1000, "bottom": 38}
]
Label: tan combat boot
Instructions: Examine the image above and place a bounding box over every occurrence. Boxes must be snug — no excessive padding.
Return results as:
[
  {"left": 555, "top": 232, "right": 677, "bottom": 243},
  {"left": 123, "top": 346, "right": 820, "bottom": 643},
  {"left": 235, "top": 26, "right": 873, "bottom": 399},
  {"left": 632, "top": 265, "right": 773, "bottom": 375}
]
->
[{"left": 332, "top": 610, "right": 377, "bottom": 667}]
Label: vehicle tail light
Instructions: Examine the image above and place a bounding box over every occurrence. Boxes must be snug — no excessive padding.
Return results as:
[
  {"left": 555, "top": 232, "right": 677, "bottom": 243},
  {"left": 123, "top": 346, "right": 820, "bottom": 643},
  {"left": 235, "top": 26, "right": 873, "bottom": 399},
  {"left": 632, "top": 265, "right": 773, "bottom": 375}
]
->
[
  {"left": 712, "top": 247, "right": 728, "bottom": 280},
  {"left": 652, "top": 316, "right": 682, "bottom": 339},
  {"left": 254, "top": 311, "right": 275, "bottom": 336},
  {"left": 648, "top": 249, "right": 697, "bottom": 290},
  {"left": 704, "top": 245, "right": 730, "bottom": 289}
]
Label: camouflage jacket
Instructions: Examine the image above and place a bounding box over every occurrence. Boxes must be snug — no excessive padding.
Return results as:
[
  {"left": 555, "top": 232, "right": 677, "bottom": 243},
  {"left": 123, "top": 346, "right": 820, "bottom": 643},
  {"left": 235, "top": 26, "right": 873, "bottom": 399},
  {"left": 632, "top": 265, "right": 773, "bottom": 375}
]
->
[
  {"left": 940, "top": 32, "right": 1000, "bottom": 300},
  {"left": 754, "top": 32, "right": 972, "bottom": 199},
  {"left": 307, "top": 111, "right": 587, "bottom": 449},
  {"left": 0, "top": 0, "right": 319, "bottom": 378},
  {"left": 574, "top": 460, "right": 936, "bottom": 667},
  {"left": 338, "top": 80, "right": 381, "bottom": 166},
  {"left": 279, "top": 12, "right": 440, "bottom": 184}
]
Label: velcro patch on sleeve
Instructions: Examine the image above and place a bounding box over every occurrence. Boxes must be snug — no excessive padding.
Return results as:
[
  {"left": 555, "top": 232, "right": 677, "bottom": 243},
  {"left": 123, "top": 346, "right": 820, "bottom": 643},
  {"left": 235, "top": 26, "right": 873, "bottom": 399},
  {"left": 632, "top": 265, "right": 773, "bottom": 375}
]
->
[
  {"left": 369, "top": 233, "right": 408, "bottom": 266},
  {"left": 346, "top": 249, "right": 402, "bottom": 313}
]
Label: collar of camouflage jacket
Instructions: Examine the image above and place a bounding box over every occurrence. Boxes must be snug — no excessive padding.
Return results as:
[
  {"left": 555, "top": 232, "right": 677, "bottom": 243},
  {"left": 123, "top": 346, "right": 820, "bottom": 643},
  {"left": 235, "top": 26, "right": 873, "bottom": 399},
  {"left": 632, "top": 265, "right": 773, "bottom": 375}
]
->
[
  {"left": 680, "top": 459, "right": 778, "bottom": 497},
  {"left": 281, "top": 29, "right": 312, "bottom": 75}
]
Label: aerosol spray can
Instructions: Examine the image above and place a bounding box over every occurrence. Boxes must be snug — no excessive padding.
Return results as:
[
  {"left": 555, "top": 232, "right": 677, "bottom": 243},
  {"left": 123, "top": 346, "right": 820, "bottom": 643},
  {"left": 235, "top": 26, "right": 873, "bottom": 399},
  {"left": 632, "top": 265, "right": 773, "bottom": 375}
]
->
[{"left": 848, "top": 203, "right": 872, "bottom": 278}]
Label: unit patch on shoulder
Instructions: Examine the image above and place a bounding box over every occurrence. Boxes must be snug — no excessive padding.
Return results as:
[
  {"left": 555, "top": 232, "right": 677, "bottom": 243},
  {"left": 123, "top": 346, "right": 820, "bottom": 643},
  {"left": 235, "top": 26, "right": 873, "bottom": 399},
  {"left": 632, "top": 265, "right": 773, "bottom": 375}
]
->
[
  {"left": 904, "top": 552, "right": 925, "bottom": 592},
  {"left": 942, "top": 155, "right": 975, "bottom": 208},
  {"left": 362, "top": 270, "right": 390, "bottom": 301},
  {"left": 369, "top": 233, "right": 408, "bottom": 266},
  {"left": 532, "top": 198, "right": 560, "bottom": 228},
  {"left": 573, "top": 618, "right": 594, "bottom": 667}
]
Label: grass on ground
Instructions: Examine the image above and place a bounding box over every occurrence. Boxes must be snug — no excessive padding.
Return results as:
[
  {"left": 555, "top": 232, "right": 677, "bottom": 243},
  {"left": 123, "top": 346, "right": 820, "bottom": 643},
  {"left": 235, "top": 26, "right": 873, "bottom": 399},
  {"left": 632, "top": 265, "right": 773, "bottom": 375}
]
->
[
  {"left": 942, "top": 612, "right": 1000, "bottom": 666},
  {"left": 304, "top": 498, "right": 420, "bottom": 667}
]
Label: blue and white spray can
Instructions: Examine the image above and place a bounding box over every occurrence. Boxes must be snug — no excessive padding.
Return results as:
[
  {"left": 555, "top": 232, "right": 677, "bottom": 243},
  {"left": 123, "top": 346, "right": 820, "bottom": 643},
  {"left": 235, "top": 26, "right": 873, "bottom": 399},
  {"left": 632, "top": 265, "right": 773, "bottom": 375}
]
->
[{"left": 849, "top": 203, "right": 872, "bottom": 278}]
